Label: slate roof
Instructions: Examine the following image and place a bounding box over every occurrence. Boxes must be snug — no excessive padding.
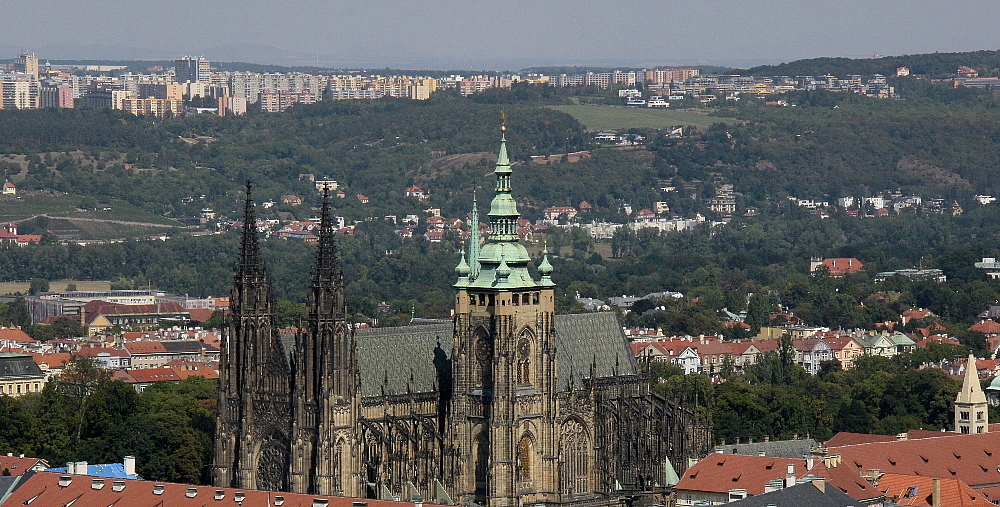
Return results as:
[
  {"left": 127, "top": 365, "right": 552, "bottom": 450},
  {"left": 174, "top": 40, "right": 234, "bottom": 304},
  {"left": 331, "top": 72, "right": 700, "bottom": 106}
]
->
[
  {"left": 715, "top": 438, "right": 819, "bottom": 459},
  {"left": 352, "top": 312, "right": 636, "bottom": 397},
  {"left": 726, "top": 480, "right": 858, "bottom": 507},
  {"left": 161, "top": 340, "right": 215, "bottom": 353},
  {"left": 0, "top": 353, "right": 44, "bottom": 379}
]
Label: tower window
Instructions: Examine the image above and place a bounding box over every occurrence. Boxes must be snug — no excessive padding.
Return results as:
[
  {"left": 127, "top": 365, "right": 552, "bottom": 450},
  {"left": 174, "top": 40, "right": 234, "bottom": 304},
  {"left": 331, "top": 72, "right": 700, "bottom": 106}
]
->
[
  {"left": 512, "top": 294, "right": 519, "bottom": 306},
  {"left": 532, "top": 292, "right": 540, "bottom": 305},
  {"left": 961, "top": 411, "right": 970, "bottom": 421},
  {"left": 470, "top": 294, "right": 476, "bottom": 306}
]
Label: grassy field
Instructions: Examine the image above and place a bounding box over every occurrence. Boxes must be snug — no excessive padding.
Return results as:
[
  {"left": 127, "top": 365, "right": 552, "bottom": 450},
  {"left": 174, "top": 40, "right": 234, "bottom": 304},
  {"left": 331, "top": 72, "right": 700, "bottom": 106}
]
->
[
  {"left": 0, "top": 195, "right": 180, "bottom": 226},
  {"left": 546, "top": 105, "right": 735, "bottom": 131},
  {"left": 0, "top": 280, "right": 111, "bottom": 295}
]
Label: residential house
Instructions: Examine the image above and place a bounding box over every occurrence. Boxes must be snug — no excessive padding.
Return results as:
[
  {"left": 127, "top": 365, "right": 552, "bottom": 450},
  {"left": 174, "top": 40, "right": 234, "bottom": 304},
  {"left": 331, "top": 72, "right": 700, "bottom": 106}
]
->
[
  {"left": 793, "top": 339, "right": 833, "bottom": 375},
  {"left": 356, "top": 194, "right": 369, "bottom": 203},
  {"left": 2, "top": 180, "right": 14, "bottom": 195},
  {"left": 122, "top": 342, "right": 169, "bottom": 368},
  {"left": 114, "top": 367, "right": 181, "bottom": 391},
  {"left": 823, "top": 337, "right": 864, "bottom": 369},
  {"left": 280, "top": 194, "right": 302, "bottom": 205},
  {"left": 543, "top": 206, "right": 578, "bottom": 220},
  {"left": 75, "top": 347, "right": 131, "bottom": 368},
  {"left": 404, "top": 185, "right": 428, "bottom": 201},
  {"left": 0, "top": 328, "right": 35, "bottom": 350},
  {"left": 856, "top": 333, "right": 898, "bottom": 357},
  {"left": 809, "top": 257, "right": 864, "bottom": 277}
]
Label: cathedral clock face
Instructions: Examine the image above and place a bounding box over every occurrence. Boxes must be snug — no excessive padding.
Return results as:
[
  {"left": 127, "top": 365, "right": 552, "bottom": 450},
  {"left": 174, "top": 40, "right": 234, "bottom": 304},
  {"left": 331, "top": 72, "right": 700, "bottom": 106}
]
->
[
  {"left": 517, "top": 337, "right": 531, "bottom": 358},
  {"left": 476, "top": 337, "right": 493, "bottom": 362}
]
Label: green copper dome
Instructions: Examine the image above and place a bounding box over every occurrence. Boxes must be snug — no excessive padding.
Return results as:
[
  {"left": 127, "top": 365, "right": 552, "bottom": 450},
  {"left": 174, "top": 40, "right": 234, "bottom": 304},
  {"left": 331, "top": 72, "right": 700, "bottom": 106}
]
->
[{"left": 455, "top": 120, "right": 551, "bottom": 290}]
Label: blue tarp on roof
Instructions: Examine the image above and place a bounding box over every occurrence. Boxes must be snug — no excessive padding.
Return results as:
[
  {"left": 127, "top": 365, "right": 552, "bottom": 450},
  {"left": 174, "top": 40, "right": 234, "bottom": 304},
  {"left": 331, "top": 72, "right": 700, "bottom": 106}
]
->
[{"left": 44, "top": 463, "right": 138, "bottom": 479}]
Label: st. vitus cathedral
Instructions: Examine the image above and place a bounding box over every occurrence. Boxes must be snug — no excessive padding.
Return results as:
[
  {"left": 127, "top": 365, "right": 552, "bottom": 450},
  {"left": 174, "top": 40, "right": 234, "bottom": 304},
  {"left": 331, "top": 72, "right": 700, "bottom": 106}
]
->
[{"left": 213, "top": 123, "right": 712, "bottom": 506}]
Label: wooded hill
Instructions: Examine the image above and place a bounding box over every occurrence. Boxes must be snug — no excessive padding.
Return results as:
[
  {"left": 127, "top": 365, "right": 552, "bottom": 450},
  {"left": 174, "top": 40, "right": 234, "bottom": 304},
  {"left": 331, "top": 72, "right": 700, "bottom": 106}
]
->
[{"left": 742, "top": 49, "right": 1000, "bottom": 78}]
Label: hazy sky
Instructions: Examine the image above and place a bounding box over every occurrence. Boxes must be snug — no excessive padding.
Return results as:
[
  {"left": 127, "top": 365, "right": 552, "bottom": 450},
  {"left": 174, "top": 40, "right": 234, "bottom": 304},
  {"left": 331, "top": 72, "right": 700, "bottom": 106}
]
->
[{"left": 4, "top": 0, "right": 999, "bottom": 69}]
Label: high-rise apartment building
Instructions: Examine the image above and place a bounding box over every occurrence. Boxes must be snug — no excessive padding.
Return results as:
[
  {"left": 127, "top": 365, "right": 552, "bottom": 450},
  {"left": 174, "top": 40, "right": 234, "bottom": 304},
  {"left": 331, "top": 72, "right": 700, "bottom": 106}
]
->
[
  {"left": 13, "top": 52, "right": 39, "bottom": 80},
  {"left": 39, "top": 85, "right": 74, "bottom": 108},
  {"left": 1, "top": 77, "right": 39, "bottom": 109},
  {"left": 174, "top": 56, "right": 211, "bottom": 84}
]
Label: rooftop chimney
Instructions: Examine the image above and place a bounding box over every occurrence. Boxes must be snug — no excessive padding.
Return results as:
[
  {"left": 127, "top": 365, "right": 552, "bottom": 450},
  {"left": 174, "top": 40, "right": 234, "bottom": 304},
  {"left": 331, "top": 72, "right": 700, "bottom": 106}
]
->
[
  {"left": 785, "top": 463, "right": 796, "bottom": 488},
  {"left": 932, "top": 477, "right": 941, "bottom": 507},
  {"left": 124, "top": 455, "right": 136, "bottom": 476}
]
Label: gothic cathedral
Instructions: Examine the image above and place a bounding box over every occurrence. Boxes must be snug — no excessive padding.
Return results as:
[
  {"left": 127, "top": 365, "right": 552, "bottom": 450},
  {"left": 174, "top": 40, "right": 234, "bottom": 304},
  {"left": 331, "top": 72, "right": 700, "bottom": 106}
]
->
[{"left": 214, "top": 124, "right": 712, "bottom": 506}]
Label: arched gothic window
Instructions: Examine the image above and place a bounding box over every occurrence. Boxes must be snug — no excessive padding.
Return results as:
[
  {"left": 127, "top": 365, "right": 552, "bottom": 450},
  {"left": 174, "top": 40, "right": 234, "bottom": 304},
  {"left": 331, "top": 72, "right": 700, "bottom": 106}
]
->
[
  {"left": 517, "top": 434, "right": 533, "bottom": 482},
  {"left": 516, "top": 333, "right": 532, "bottom": 385},
  {"left": 560, "top": 420, "right": 590, "bottom": 496}
]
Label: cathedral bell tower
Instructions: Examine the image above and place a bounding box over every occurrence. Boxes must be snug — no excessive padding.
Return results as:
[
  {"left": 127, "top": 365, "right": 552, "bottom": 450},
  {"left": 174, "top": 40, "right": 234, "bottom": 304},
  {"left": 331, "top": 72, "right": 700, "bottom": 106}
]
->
[
  {"left": 290, "top": 187, "right": 362, "bottom": 496},
  {"left": 450, "top": 119, "right": 559, "bottom": 507},
  {"left": 214, "top": 182, "right": 293, "bottom": 492}
]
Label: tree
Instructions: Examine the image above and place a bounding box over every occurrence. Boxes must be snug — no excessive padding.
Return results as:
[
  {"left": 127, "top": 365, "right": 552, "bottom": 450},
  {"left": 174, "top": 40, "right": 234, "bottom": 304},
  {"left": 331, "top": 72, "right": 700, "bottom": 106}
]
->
[
  {"left": 28, "top": 278, "right": 49, "bottom": 296},
  {"left": 59, "top": 356, "right": 111, "bottom": 442}
]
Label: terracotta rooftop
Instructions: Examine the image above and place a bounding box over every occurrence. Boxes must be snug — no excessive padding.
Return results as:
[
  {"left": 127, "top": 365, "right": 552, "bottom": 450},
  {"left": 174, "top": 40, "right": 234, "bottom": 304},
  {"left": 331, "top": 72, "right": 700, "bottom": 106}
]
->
[
  {"left": 876, "top": 473, "right": 991, "bottom": 506},
  {"left": 0, "top": 454, "right": 47, "bottom": 476},
  {"left": 2, "top": 471, "right": 443, "bottom": 507},
  {"left": 674, "top": 453, "right": 811, "bottom": 495}
]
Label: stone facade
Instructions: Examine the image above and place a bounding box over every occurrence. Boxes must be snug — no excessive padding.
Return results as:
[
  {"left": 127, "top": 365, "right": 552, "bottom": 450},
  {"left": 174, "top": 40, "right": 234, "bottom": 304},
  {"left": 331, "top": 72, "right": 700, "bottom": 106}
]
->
[{"left": 214, "top": 129, "right": 712, "bottom": 506}]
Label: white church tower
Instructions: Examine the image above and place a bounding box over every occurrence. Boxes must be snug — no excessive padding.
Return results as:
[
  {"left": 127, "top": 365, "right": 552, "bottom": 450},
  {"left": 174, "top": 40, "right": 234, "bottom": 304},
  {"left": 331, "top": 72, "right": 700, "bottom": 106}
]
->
[{"left": 955, "top": 353, "right": 989, "bottom": 434}]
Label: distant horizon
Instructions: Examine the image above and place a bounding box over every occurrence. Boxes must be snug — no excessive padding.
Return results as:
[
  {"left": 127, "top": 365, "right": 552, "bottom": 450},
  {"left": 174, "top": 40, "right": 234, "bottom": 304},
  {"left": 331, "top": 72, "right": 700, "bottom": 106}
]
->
[
  {"left": 5, "top": 0, "right": 999, "bottom": 72},
  {"left": 6, "top": 45, "right": 997, "bottom": 74}
]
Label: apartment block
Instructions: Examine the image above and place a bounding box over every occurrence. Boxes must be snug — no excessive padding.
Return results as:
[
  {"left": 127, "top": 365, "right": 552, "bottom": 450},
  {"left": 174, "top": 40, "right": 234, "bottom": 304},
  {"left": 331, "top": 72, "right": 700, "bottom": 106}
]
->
[{"left": 39, "top": 85, "right": 74, "bottom": 108}]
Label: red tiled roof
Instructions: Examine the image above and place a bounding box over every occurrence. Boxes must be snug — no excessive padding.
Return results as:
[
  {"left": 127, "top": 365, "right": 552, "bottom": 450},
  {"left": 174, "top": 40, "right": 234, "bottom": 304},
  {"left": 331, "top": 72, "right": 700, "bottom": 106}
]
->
[
  {"left": 674, "top": 453, "right": 811, "bottom": 495},
  {"left": 0, "top": 328, "right": 35, "bottom": 343},
  {"left": 124, "top": 342, "right": 168, "bottom": 354},
  {"left": 820, "top": 258, "right": 864, "bottom": 275},
  {"left": 29, "top": 352, "right": 72, "bottom": 369},
  {"left": 0, "top": 454, "right": 47, "bottom": 475},
  {"left": 187, "top": 308, "right": 216, "bottom": 323},
  {"left": 827, "top": 432, "right": 1000, "bottom": 488},
  {"left": 75, "top": 347, "right": 129, "bottom": 358},
  {"left": 876, "top": 473, "right": 991, "bottom": 506},
  {"left": 123, "top": 367, "right": 181, "bottom": 383},
  {"left": 3, "top": 471, "right": 442, "bottom": 507},
  {"left": 824, "top": 432, "right": 895, "bottom": 448},
  {"left": 970, "top": 320, "right": 1000, "bottom": 334}
]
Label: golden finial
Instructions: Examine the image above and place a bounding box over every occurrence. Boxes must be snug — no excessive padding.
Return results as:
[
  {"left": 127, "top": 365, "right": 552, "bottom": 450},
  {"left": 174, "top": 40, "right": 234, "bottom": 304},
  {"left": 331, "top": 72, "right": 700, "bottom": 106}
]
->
[{"left": 500, "top": 111, "right": 507, "bottom": 132}]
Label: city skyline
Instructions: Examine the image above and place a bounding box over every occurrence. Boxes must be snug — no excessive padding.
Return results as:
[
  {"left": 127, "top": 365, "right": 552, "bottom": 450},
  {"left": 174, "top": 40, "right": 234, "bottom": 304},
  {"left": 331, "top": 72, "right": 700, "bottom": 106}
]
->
[{"left": 3, "top": 0, "right": 1000, "bottom": 70}]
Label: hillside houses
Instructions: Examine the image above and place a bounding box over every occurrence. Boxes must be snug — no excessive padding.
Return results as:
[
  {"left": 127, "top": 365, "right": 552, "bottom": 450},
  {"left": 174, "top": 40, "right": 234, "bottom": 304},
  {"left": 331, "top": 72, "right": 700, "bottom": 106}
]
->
[{"left": 629, "top": 327, "right": 925, "bottom": 377}]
